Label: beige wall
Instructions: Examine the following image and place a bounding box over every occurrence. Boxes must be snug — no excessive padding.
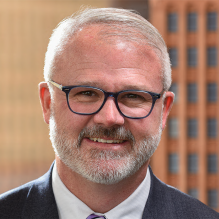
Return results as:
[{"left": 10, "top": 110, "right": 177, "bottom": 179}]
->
[{"left": 0, "top": 0, "right": 110, "bottom": 194}]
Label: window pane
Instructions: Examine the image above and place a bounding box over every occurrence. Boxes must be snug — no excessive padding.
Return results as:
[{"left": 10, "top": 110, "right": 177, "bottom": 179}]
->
[
  {"left": 207, "top": 83, "right": 217, "bottom": 102},
  {"left": 188, "top": 154, "right": 198, "bottom": 173},
  {"left": 169, "top": 83, "right": 178, "bottom": 102},
  {"left": 169, "top": 153, "right": 178, "bottom": 173},
  {"left": 168, "top": 118, "right": 178, "bottom": 138},
  {"left": 188, "top": 189, "right": 198, "bottom": 199},
  {"left": 208, "top": 154, "right": 217, "bottom": 173},
  {"left": 207, "top": 119, "right": 217, "bottom": 138},
  {"left": 188, "top": 12, "right": 197, "bottom": 31},
  {"left": 208, "top": 190, "right": 218, "bottom": 209},
  {"left": 188, "top": 48, "right": 197, "bottom": 67},
  {"left": 187, "top": 83, "right": 197, "bottom": 102},
  {"left": 207, "top": 47, "right": 217, "bottom": 67},
  {"left": 188, "top": 119, "right": 198, "bottom": 138},
  {"left": 169, "top": 48, "right": 178, "bottom": 67},
  {"left": 168, "top": 13, "right": 178, "bottom": 32},
  {"left": 207, "top": 12, "right": 217, "bottom": 31}
]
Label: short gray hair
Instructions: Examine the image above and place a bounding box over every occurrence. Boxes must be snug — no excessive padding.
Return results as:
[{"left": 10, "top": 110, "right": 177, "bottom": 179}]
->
[{"left": 44, "top": 7, "right": 171, "bottom": 90}]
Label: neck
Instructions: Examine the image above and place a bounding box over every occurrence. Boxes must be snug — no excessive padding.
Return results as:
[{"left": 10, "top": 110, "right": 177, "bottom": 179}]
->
[{"left": 56, "top": 157, "right": 149, "bottom": 213}]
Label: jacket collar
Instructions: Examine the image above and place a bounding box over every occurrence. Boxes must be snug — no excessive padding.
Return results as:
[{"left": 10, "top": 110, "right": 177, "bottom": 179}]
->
[
  {"left": 142, "top": 166, "right": 176, "bottom": 219},
  {"left": 22, "top": 162, "right": 59, "bottom": 219}
]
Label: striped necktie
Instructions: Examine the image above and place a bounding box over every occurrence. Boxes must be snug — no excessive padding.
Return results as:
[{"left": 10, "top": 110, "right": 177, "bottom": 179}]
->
[{"left": 86, "top": 213, "right": 106, "bottom": 219}]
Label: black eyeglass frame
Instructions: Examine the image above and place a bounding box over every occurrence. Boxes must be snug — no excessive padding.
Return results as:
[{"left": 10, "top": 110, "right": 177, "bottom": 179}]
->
[{"left": 49, "top": 80, "right": 164, "bottom": 119}]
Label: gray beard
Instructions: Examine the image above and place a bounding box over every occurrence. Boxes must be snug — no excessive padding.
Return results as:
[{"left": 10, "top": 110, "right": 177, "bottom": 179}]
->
[{"left": 49, "top": 116, "right": 162, "bottom": 185}]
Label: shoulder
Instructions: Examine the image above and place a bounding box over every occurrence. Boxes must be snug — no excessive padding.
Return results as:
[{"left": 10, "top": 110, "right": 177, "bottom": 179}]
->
[
  {"left": 0, "top": 178, "right": 40, "bottom": 218},
  {"left": 145, "top": 167, "right": 219, "bottom": 219},
  {"left": 163, "top": 183, "right": 218, "bottom": 217},
  {"left": 0, "top": 163, "right": 58, "bottom": 219}
]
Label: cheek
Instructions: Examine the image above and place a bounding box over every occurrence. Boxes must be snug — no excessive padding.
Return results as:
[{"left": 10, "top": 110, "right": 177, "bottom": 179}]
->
[
  {"left": 52, "top": 97, "right": 90, "bottom": 135},
  {"left": 128, "top": 110, "right": 162, "bottom": 139}
]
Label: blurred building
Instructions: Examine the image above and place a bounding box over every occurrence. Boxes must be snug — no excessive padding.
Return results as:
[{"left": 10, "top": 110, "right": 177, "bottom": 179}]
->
[
  {"left": 111, "top": 0, "right": 149, "bottom": 19},
  {"left": 150, "top": 0, "right": 219, "bottom": 212},
  {"left": 110, "top": 0, "right": 219, "bottom": 211}
]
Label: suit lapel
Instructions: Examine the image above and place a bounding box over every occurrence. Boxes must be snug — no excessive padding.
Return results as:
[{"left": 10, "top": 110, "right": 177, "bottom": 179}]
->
[
  {"left": 141, "top": 167, "right": 176, "bottom": 219},
  {"left": 22, "top": 163, "right": 59, "bottom": 219}
]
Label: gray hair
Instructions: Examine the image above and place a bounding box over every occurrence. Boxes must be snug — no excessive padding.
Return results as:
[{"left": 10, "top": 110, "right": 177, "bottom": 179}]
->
[{"left": 44, "top": 7, "right": 172, "bottom": 90}]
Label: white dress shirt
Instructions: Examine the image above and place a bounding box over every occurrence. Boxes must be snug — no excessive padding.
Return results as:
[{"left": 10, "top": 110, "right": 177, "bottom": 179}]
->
[{"left": 52, "top": 162, "right": 151, "bottom": 219}]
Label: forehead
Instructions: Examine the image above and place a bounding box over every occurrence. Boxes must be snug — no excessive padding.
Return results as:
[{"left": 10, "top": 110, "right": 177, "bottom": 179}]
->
[{"left": 53, "top": 24, "right": 163, "bottom": 91}]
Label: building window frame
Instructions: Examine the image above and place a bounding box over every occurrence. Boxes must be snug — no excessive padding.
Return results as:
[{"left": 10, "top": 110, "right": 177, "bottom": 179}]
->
[
  {"left": 208, "top": 189, "right": 218, "bottom": 209},
  {"left": 187, "top": 12, "right": 197, "bottom": 31},
  {"left": 169, "top": 48, "right": 178, "bottom": 67},
  {"left": 187, "top": 47, "right": 197, "bottom": 67},
  {"left": 207, "top": 154, "right": 218, "bottom": 173},
  {"left": 168, "top": 12, "right": 178, "bottom": 32},
  {"left": 168, "top": 118, "right": 179, "bottom": 138},
  {"left": 169, "top": 153, "right": 179, "bottom": 173},
  {"left": 188, "top": 154, "right": 198, "bottom": 173},
  {"left": 207, "top": 83, "right": 217, "bottom": 102},
  {"left": 207, "top": 12, "right": 217, "bottom": 31},
  {"left": 187, "top": 83, "right": 197, "bottom": 103},
  {"left": 207, "top": 118, "right": 217, "bottom": 138},
  {"left": 188, "top": 119, "right": 198, "bottom": 138},
  {"left": 207, "top": 47, "right": 217, "bottom": 67}
]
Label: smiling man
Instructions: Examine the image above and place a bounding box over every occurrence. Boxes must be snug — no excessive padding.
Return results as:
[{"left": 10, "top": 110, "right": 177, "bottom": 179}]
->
[{"left": 0, "top": 7, "right": 218, "bottom": 219}]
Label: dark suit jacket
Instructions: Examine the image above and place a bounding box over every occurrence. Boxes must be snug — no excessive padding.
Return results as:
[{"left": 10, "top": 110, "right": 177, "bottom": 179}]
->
[{"left": 0, "top": 163, "right": 218, "bottom": 219}]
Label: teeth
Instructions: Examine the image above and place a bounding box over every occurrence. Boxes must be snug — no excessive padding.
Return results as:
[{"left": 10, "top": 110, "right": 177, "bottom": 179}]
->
[{"left": 89, "top": 138, "right": 124, "bottom": 144}]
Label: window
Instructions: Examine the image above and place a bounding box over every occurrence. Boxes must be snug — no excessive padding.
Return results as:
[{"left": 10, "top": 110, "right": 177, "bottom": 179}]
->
[
  {"left": 187, "top": 12, "right": 197, "bottom": 31},
  {"left": 169, "top": 83, "right": 178, "bottom": 102},
  {"left": 208, "top": 154, "right": 217, "bottom": 173},
  {"left": 188, "top": 189, "right": 198, "bottom": 199},
  {"left": 207, "top": 83, "right": 217, "bottom": 102},
  {"left": 207, "top": 47, "right": 217, "bottom": 67},
  {"left": 207, "top": 12, "right": 217, "bottom": 31},
  {"left": 169, "top": 48, "right": 178, "bottom": 67},
  {"left": 207, "top": 119, "right": 217, "bottom": 138},
  {"left": 187, "top": 83, "right": 197, "bottom": 102},
  {"left": 188, "top": 119, "right": 198, "bottom": 138},
  {"left": 168, "top": 118, "right": 178, "bottom": 138},
  {"left": 169, "top": 153, "right": 179, "bottom": 173},
  {"left": 188, "top": 47, "right": 197, "bottom": 67},
  {"left": 188, "top": 154, "right": 198, "bottom": 173},
  {"left": 168, "top": 13, "right": 178, "bottom": 32},
  {"left": 208, "top": 190, "right": 218, "bottom": 209}
]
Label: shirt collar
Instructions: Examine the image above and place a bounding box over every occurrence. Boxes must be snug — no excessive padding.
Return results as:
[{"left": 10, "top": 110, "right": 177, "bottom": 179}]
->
[{"left": 52, "top": 162, "right": 151, "bottom": 219}]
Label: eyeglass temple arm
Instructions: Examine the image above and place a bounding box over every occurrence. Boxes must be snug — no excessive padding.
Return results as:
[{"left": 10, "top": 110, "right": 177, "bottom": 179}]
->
[{"left": 49, "top": 80, "right": 63, "bottom": 90}]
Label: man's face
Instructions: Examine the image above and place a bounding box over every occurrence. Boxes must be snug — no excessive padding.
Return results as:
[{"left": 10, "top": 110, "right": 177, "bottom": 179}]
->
[{"left": 45, "top": 25, "right": 172, "bottom": 184}]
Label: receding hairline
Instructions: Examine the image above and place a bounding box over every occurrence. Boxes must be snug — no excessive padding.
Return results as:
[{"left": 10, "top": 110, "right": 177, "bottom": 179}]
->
[
  {"left": 44, "top": 7, "right": 171, "bottom": 90},
  {"left": 52, "top": 22, "right": 164, "bottom": 78}
]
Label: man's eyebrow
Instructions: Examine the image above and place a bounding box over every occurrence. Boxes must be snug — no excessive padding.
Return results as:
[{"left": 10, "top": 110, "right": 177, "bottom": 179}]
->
[
  {"left": 67, "top": 81, "right": 101, "bottom": 87},
  {"left": 66, "top": 81, "right": 151, "bottom": 91}
]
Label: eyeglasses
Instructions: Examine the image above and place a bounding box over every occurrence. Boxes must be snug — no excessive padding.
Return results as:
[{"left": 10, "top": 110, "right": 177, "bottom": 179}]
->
[{"left": 49, "top": 80, "right": 164, "bottom": 119}]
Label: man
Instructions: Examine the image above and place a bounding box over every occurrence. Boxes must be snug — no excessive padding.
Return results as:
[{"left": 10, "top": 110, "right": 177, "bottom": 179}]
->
[{"left": 0, "top": 7, "right": 218, "bottom": 219}]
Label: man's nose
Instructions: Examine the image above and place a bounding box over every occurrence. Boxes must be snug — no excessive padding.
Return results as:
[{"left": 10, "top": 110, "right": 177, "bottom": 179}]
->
[{"left": 93, "top": 97, "right": 125, "bottom": 127}]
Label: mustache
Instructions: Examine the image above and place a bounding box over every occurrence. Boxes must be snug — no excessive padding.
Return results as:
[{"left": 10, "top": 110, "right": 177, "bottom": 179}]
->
[{"left": 77, "top": 126, "right": 135, "bottom": 147}]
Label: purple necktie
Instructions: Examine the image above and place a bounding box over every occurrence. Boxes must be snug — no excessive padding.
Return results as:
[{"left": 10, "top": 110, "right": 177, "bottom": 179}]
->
[{"left": 86, "top": 213, "right": 106, "bottom": 219}]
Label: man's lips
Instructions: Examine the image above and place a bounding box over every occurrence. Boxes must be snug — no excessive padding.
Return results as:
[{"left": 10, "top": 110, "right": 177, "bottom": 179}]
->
[{"left": 88, "top": 137, "right": 125, "bottom": 144}]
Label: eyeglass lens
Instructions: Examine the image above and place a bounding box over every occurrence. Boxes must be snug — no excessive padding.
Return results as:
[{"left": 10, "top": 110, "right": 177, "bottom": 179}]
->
[{"left": 67, "top": 87, "right": 153, "bottom": 118}]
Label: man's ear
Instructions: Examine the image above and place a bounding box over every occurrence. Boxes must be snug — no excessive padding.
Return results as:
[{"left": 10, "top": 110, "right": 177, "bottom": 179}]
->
[
  {"left": 39, "top": 82, "right": 51, "bottom": 124},
  {"left": 162, "top": 91, "right": 175, "bottom": 130}
]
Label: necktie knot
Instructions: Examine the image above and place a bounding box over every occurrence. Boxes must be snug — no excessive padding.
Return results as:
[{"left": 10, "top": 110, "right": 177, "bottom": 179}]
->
[{"left": 86, "top": 213, "right": 106, "bottom": 219}]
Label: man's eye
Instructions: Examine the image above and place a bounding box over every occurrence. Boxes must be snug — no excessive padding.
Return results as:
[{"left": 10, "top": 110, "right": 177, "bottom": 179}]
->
[
  {"left": 79, "top": 91, "right": 95, "bottom": 96},
  {"left": 125, "top": 93, "right": 144, "bottom": 100}
]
